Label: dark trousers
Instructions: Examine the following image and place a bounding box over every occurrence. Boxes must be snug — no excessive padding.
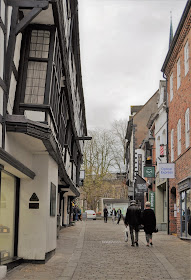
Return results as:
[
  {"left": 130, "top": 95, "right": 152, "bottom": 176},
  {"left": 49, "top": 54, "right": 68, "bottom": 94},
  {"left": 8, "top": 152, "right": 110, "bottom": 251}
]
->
[
  {"left": 104, "top": 216, "right": 107, "bottom": 223},
  {"left": 129, "top": 225, "right": 139, "bottom": 244},
  {"left": 117, "top": 215, "right": 121, "bottom": 224}
]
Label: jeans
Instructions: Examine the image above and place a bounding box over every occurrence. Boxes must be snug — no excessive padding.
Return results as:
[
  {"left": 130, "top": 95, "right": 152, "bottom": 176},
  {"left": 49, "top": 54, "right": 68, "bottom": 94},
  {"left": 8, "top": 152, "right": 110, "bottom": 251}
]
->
[{"left": 129, "top": 225, "right": 139, "bottom": 244}]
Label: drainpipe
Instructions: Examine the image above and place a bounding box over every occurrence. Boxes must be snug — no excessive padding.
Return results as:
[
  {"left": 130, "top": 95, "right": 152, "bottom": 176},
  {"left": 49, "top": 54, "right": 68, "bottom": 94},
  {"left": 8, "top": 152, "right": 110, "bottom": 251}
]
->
[{"left": 163, "top": 72, "right": 170, "bottom": 235}]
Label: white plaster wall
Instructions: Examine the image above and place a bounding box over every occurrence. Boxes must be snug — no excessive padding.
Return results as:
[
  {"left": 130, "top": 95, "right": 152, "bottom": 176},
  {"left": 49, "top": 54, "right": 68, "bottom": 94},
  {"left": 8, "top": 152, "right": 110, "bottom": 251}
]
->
[
  {"left": 155, "top": 109, "right": 167, "bottom": 173},
  {"left": 5, "top": 133, "right": 33, "bottom": 170},
  {"left": 129, "top": 132, "right": 134, "bottom": 182},
  {"left": 18, "top": 154, "right": 58, "bottom": 260},
  {"left": 7, "top": 73, "right": 17, "bottom": 114},
  {"left": 14, "top": 33, "right": 22, "bottom": 70},
  {"left": 24, "top": 111, "right": 45, "bottom": 122},
  {"left": 46, "top": 156, "right": 58, "bottom": 253},
  {"left": 6, "top": 6, "right": 12, "bottom": 46}
]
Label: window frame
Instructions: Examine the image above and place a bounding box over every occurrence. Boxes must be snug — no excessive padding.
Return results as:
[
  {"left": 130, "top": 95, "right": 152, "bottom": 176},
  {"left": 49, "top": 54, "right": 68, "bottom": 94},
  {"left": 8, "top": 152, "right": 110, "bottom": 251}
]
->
[
  {"left": 171, "top": 129, "right": 174, "bottom": 162},
  {"left": 177, "top": 58, "right": 181, "bottom": 89},
  {"left": 185, "top": 108, "right": 190, "bottom": 148},
  {"left": 18, "top": 25, "right": 55, "bottom": 106},
  {"left": 170, "top": 72, "right": 173, "bottom": 101},
  {"left": 184, "top": 40, "right": 189, "bottom": 76},
  {"left": 177, "top": 119, "right": 181, "bottom": 156}
]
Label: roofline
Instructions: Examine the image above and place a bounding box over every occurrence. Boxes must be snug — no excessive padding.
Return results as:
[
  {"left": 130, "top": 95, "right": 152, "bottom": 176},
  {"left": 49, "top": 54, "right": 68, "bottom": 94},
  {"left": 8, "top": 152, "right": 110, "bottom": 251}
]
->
[{"left": 161, "top": 0, "right": 191, "bottom": 73}]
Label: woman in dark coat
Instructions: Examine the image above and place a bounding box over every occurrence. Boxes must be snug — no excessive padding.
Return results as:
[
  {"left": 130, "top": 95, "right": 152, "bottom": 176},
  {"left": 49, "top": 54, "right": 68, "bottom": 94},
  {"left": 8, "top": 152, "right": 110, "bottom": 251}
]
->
[{"left": 142, "top": 201, "right": 156, "bottom": 247}]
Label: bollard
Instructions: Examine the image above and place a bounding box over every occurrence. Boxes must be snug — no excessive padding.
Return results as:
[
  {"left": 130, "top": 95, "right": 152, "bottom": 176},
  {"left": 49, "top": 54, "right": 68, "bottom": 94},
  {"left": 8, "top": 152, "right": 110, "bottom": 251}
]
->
[{"left": 0, "top": 265, "right": 7, "bottom": 280}]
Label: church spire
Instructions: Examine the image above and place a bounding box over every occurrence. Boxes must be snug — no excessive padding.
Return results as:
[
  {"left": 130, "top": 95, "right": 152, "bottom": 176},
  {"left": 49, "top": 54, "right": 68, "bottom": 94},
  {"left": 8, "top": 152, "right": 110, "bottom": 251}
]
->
[{"left": 169, "top": 11, "right": 173, "bottom": 49}]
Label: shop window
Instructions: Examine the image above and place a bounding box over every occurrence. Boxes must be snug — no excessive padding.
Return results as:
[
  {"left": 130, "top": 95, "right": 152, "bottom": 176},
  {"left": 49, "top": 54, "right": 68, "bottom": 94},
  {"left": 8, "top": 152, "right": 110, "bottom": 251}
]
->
[
  {"left": 0, "top": 171, "right": 16, "bottom": 262},
  {"left": 181, "top": 189, "right": 191, "bottom": 238}
]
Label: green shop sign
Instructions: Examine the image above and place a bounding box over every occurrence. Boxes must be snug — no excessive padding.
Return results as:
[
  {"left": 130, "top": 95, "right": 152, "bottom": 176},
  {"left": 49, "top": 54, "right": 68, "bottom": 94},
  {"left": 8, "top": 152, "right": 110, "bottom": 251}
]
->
[
  {"left": 144, "top": 166, "right": 155, "bottom": 178},
  {"left": 149, "top": 191, "right": 155, "bottom": 212}
]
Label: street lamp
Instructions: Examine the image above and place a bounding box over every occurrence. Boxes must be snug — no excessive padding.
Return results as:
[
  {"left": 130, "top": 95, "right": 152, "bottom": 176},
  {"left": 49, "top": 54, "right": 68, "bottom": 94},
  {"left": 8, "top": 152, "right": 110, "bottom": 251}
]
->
[{"left": 148, "top": 135, "right": 155, "bottom": 147}]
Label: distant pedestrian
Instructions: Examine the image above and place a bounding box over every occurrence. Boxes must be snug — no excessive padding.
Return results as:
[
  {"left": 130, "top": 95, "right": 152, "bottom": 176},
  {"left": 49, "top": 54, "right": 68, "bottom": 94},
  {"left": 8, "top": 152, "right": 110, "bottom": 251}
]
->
[
  {"left": 103, "top": 206, "right": 108, "bottom": 223},
  {"left": 125, "top": 200, "right": 141, "bottom": 246},
  {"left": 78, "top": 208, "right": 82, "bottom": 221},
  {"left": 142, "top": 201, "right": 156, "bottom": 246},
  {"left": 117, "top": 208, "right": 122, "bottom": 224},
  {"left": 111, "top": 208, "right": 117, "bottom": 223}
]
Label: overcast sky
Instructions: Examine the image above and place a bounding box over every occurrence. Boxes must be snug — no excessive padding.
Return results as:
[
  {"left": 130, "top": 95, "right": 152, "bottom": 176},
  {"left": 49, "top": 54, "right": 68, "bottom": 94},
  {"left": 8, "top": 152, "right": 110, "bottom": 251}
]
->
[{"left": 78, "top": 0, "right": 187, "bottom": 130}]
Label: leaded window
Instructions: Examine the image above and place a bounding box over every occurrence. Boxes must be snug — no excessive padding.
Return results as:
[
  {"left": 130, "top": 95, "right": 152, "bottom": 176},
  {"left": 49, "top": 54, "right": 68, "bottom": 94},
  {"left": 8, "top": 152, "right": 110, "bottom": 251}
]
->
[{"left": 24, "top": 30, "right": 50, "bottom": 104}]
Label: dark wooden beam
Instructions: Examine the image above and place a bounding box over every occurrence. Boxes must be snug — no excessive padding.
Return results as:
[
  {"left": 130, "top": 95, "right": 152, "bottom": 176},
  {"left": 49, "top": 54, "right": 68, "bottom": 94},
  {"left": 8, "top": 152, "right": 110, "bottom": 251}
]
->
[
  {"left": 0, "top": 147, "right": 36, "bottom": 179},
  {"left": 7, "top": 0, "right": 49, "bottom": 9},
  {"left": 0, "top": 78, "right": 7, "bottom": 92},
  {"left": 15, "top": 7, "right": 42, "bottom": 35},
  {"left": 12, "top": 61, "right": 18, "bottom": 81}
]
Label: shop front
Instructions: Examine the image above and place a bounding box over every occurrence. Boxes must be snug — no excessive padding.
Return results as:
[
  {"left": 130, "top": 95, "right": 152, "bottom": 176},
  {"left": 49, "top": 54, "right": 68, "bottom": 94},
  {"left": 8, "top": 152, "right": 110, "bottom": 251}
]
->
[
  {"left": 0, "top": 170, "right": 19, "bottom": 264},
  {"left": 178, "top": 177, "right": 191, "bottom": 240}
]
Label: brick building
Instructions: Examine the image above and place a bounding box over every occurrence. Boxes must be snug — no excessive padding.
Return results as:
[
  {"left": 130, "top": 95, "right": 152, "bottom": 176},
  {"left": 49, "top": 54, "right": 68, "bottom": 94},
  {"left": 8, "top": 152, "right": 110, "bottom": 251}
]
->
[{"left": 161, "top": 0, "right": 191, "bottom": 239}]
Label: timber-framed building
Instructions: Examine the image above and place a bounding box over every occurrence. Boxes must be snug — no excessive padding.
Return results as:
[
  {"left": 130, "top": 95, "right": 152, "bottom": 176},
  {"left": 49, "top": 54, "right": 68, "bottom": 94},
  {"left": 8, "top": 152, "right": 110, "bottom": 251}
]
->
[{"left": 0, "top": 0, "right": 87, "bottom": 266}]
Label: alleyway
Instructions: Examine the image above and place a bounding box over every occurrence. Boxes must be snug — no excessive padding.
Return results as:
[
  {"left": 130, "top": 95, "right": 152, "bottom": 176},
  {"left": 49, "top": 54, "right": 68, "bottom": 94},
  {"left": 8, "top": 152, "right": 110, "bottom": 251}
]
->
[{"left": 4, "top": 220, "right": 191, "bottom": 280}]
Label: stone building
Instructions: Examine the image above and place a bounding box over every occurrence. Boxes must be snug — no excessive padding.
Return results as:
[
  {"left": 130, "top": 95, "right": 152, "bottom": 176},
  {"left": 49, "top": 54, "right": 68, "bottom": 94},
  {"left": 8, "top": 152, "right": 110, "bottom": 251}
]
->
[{"left": 0, "top": 0, "right": 87, "bottom": 269}]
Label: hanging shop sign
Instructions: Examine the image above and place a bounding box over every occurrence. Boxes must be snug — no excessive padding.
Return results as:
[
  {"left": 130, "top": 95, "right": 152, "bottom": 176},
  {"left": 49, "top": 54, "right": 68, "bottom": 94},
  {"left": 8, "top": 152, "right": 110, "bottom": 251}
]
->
[
  {"left": 149, "top": 191, "right": 155, "bottom": 212},
  {"left": 159, "top": 163, "right": 175, "bottom": 178},
  {"left": 144, "top": 166, "right": 155, "bottom": 178}
]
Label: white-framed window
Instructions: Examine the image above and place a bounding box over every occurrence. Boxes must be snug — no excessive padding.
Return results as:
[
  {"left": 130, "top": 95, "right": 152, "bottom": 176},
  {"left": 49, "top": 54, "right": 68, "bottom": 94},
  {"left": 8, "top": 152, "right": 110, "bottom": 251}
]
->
[
  {"left": 177, "top": 119, "right": 181, "bottom": 156},
  {"left": 185, "top": 108, "right": 190, "bottom": 148},
  {"left": 177, "top": 58, "right": 181, "bottom": 89},
  {"left": 171, "top": 129, "right": 174, "bottom": 162},
  {"left": 184, "top": 40, "right": 189, "bottom": 76},
  {"left": 170, "top": 73, "right": 173, "bottom": 101}
]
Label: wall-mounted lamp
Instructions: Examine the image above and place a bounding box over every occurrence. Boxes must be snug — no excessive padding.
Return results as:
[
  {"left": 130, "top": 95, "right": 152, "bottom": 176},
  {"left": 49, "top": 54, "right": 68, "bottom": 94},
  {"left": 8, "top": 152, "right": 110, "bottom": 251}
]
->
[{"left": 148, "top": 136, "right": 155, "bottom": 147}]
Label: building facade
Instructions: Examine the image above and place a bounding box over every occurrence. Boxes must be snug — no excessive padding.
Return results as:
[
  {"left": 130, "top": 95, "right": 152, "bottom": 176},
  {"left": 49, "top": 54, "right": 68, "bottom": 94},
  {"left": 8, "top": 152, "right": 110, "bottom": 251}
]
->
[
  {"left": 161, "top": 0, "right": 191, "bottom": 239},
  {"left": 0, "top": 0, "right": 87, "bottom": 267}
]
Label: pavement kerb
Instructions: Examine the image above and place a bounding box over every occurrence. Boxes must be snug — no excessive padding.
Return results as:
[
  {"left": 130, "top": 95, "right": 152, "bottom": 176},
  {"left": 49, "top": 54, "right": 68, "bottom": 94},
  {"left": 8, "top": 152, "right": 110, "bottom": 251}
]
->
[
  {"left": 60, "top": 222, "right": 86, "bottom": 279},
  {"left": 150, "top": 247, "right": 183, "bottom": 279}
]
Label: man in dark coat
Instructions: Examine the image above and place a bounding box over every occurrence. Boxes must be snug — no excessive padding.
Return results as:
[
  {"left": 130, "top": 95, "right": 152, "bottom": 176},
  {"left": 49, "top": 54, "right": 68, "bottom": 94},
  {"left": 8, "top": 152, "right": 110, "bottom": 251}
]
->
[
  {"left": 103, "top": 206, "right": 108, "bottom": 223},
  {"left": 125, "top": 200, "right": 141, "bottom": 246},
  {"left": 142, "top": 201, "right": 156, "bottom": 246}
]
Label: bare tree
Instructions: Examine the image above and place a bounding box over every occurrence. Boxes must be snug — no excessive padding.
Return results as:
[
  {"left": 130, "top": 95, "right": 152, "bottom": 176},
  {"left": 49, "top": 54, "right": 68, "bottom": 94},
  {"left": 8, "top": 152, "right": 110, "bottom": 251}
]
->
[{"left": 82, "top": 120, "right": 128, "bottom": 210}]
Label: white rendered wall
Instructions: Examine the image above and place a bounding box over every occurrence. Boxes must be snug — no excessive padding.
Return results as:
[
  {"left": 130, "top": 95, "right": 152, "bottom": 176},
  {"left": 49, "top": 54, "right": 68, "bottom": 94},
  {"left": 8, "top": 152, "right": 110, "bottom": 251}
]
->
[
  {"left": 5, "top": 133, "right": 33, "bottom": 170},
  {"left": 18, "top": 154, "right": 58, "bottom": 260}
]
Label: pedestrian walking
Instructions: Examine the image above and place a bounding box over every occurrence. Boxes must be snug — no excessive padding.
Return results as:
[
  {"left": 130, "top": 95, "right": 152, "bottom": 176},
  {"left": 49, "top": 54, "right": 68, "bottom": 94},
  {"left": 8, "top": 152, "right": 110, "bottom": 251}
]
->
[
  {"left": 111, "top": 208, "right": 117, "bottom": 223},
  {"left": 125, "top": 200, "right": 141, "bottom": 246},
  {"left": 142, "top": 201, "right": 156, "bottom": 246},
  {"left": 117, "top": 208, "right": 122, "bottom": 224},
  {"left": 103, "top": 206, "right": 108, "bottom": 223}
]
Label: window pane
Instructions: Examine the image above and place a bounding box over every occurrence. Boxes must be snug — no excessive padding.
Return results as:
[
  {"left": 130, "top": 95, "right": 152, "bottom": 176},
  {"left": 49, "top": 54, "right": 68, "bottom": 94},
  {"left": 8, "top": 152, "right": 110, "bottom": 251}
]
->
[
  {"left": 0, "top": 172, "right": 16, "bottom": 260},
  {"left": 29, "top": 30, "right": 50, "bottom": 58},
  {"left": 24, "top": 61, "right": 47, "bottom": 104}
]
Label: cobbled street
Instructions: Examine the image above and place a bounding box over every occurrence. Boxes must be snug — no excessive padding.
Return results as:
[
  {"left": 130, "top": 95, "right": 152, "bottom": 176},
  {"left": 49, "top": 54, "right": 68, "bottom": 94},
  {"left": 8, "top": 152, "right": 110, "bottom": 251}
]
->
[{"left": 4, "top": 220, "right": 191, "bottom": 280}]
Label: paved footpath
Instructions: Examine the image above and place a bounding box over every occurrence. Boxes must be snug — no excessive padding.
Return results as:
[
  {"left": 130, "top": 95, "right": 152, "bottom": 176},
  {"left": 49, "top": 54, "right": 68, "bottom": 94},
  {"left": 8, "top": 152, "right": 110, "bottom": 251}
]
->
[{"left": 4, "top": 220, "right": 191, "bottom": 280}]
